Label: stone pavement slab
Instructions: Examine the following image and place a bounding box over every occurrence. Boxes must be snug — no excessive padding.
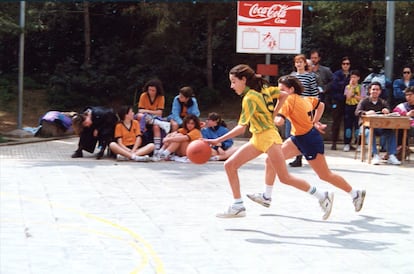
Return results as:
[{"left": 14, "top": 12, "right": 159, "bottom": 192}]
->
[{"left": 1, "top": 137, "right": 413, "bottom": 274}]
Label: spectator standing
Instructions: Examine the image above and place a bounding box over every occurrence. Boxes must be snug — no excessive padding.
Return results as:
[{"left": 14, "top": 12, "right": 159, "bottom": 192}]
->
[
  {"left": 167, "top": 86, "right": 200, "bottom": 132},
  {"left": 329, "top": 56, "right": 351, "bottom": 150},
  {"left": 392, "top": 66, "right": 414, "bottom": 107},
  {"left": 355, "top": 82, "right": 401, "bottom": 165},
  {"left": 310, "top": 49, "right": 333, "bottom": 102},
  {"left": 343, "top": 70, "right": 366, "bottom": 152},
  {"left": 362, "top": 62, "right": 392, "bottom": 102}
]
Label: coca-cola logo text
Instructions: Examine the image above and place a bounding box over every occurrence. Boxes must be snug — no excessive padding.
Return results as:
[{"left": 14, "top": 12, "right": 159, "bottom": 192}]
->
[{"left": 248, "top": 3, "right": 288, "bottom": 24}]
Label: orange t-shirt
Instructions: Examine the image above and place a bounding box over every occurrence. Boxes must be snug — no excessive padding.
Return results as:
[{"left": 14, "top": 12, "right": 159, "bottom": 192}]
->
[
  {"left": 178, "top": 128, "right": 202, "bottom": 141},
  {"left": 114, "top": 120, "right": 141, "bottom": 146},
  {"left": 138, "top": 93, "right": 165, "bottom": 111}
]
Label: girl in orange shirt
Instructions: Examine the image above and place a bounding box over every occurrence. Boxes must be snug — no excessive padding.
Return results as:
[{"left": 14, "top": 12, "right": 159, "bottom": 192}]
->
[{"left": 109, "top": 106, "right": 154, "bottom": 161}]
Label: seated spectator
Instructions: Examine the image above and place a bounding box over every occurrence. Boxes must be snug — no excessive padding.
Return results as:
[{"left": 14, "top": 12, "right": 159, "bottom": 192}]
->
[
  {"left": 167, "top": 86, "right": 200, "bottom": 132},
  {"left": 201, "top": 112, "right": 237, "bottom": 161},
  {"left": 35, "top": 111, "right": 76, "bottom": 137},
  {"left": 157, "top": 114, "right": 202, "bottom": 160},
  {"left": 392, "top": 86, "right": 414, "bottom": 157},
  {"left": 109, "top": 106, "right": 154, "bottom": 161},
  {"left": 71, "top": 106, "right": 118, "bottom": 159},
  {"left": 355, "top": 82, "right": 400, "bottom": 165},
  {"left": 135, "top": 79, "right": 171, "bottom": 154},
  {"left": 392, "top": 66, "right": 414, "bottom": 107}
]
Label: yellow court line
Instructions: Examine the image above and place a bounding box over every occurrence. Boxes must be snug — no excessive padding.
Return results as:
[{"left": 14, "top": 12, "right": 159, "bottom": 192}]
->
[{"left": 0, "top": 192, "right": 165, "bottom": 274}]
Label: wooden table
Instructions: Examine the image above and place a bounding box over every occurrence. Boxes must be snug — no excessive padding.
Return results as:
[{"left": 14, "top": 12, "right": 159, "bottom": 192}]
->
[{"left": 360, "top": 115, "right": 411, "bottom": 164}]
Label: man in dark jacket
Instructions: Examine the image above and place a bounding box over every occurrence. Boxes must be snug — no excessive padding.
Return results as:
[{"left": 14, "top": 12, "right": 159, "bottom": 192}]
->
[
  {"left": 71, "top": 106, "right": 118, "bottom": 159},
  {"left": 328, "top": 56, "right": 351, "bottom": 150}
]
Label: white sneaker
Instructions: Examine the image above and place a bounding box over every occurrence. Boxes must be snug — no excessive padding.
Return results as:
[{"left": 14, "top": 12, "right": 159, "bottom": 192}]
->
[
  {"left": 387, "top": 154, "right": 401, "bottom": 165},
  {"left": 133, "top": 155, "right": 151, "bottom": 162},
  {"left": 246, "top": 192, "right": 272, "bottom": 208},
  {"left": 116, "top": 154, "right": 128, "bottom": 161},
  {"left": 154, "top": 119, "right": 171, "bottom": 133},
  {"left": 353, "top": 190, "right": 366, "bottom": 212},
  {"left": 216, "top": 205, "right": 246, "bottom": 218},
  {"left": 343, "top": 144, "right": 350, "bottom": 152},
  {"left": 319, "top": 192, "right": 334, "bottom": 220},
  {"left": 372, "top": 154, "right": 381, "bottom": 165}
]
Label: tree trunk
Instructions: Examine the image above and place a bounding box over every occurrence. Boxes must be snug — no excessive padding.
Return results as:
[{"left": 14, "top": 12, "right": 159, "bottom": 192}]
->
[
  {"left": 83, "top": 2, "right": 91, "bottom": 66},
  {"left": 206, "top": 8, "right": 213, "bottom": 89}
]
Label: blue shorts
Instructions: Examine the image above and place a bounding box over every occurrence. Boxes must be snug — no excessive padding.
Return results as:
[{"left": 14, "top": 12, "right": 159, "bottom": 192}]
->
[{"left": 290, "top": 127, "right": 324, "bottom": 161}]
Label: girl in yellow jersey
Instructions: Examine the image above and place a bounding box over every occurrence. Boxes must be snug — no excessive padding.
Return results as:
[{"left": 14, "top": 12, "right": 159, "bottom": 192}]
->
[
  {"left": 205, "top": 64, "right": 334, "bottom": 219},
  {"left": 253, "top": 76, "right": 365, "bottom": 215}
]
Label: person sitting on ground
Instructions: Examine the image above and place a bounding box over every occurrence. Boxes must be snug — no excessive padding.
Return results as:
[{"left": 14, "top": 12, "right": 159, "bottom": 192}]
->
[
  {"left": 201, "top": 112, "right": 238, "bottom": 161},
  {"left": 167, "top": 86, "right": 200, "bottom": 132},
  {"left": 392, "top": 86, "right": 414, "bottom": 158},
  {"left": 136, "top": 79, "right": 171, "bottom": 155},
  {"left": 109, "top": 105, "right": 154, "bottom": 162},
  {"left": 157, "top": 114, "right": 202, "bottom": 160},
  {"left": 71, "top": 106, "right": 118, "bottom": 159},
  {"left": 354, "top": 82, "right": 401, "bottom": 165}
]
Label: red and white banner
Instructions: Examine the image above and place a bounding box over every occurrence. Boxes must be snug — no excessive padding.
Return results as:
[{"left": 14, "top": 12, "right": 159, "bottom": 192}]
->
[{"left": 237, "top": 1, "right": 302, "bottom": 54}]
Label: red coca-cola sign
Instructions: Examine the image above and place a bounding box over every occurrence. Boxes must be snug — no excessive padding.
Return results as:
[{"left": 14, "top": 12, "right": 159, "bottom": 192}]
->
[{"left": 238, "top": 1, "right": 302, "bottom": 27}]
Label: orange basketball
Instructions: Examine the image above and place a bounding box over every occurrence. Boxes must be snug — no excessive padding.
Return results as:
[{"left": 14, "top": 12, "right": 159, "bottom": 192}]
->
[{"left": 186, "top": 140, "right": 211, "bottom": 164}]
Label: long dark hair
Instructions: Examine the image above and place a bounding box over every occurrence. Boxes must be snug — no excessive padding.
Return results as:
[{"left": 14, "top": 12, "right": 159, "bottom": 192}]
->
[
  {"left": 278, "top": 75, "right": 304, "bottom": 95},
  {"left": 229, "top": 64, "right": 269, "bottom": 92},
  {"left": 117, "top": 105, "right": 133, "bottom": 121},
  {"left": 207, "top": 112, "right": 227, "bottom": 128},
  {"left": 142, "top": 79, "right": 164, "bottom": 96},
  {"left": 183, "top": 114, "right": 201, "bottom": 130}
]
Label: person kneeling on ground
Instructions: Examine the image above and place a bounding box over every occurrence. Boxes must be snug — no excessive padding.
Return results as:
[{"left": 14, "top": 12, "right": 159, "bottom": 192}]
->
[{"left": 72, "top": 106, "right": 118, "bottom": 159}]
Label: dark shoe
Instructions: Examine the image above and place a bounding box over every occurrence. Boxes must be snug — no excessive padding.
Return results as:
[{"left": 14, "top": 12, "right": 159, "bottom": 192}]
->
[
  {"left": 71, "top": 150, "right": 83, "bottom": 158},
  {"left": 380, "top": 147, "right": 386, "bottom": 153},
  {"left": 289, "top": 156, "right": 302, "bottom": 167},
  {"left": 331, "top": 144, "right": 337, "bottom": 150},
  {"left": 96, "top": 150, "right": 105, "bottom": 160}
]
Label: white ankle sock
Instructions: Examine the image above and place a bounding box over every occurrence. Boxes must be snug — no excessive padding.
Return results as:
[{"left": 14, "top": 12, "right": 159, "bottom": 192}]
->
[
  {"left": 264, "top": 185, "right": 273, "bottom": 199},
  {"left": 308, "top": 186, "right": 326, "bottom": 200}
]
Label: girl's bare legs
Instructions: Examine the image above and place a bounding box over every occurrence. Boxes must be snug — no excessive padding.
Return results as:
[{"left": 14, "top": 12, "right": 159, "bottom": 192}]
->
[
  {"left": 307, "top": 154, "right": 352, "bottom": 192},
  {"left": 266, "top": 144, "right": 310, "bottom": 191},
  {"left": 257, "top": 142, "right": 334, "bottom": 220},
  {"left": 224, "top": 142, "right": 262, "bottom": 199},
  {"left": 265, "top": 139, "right": 301, "bottom": 186},
  {"left": 134, "top": 143, "right": 155, "bottom": 157},
  {"left": 109, "top": 142, "right": 154, "bottom": 160}
]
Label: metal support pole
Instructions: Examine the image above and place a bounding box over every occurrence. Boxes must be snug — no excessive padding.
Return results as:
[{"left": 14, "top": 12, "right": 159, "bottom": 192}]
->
[
  {"left": 384, "top": 1, "right": 395, "bottom": 81},
  {"left": 264, "top": 54, "right": 271, "bottom": 81},
  {"left": 17, "top": 1, "right": 25, "bottom": 129}
]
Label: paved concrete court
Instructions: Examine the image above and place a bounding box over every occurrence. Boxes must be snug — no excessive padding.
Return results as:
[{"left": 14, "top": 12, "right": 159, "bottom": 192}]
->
[{"left": 1, "top": 137, "right": 413, "bottom": 274}]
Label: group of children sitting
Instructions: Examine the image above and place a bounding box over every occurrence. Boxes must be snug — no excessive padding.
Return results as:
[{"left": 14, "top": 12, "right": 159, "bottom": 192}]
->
[{"left": 69, "top": 79, "right": 237, "bottom": 162}]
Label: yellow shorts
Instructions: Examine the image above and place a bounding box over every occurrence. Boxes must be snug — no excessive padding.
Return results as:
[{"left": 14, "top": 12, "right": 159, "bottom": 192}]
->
[{"left": 249, "top": 128, "right": 282, "bottom": 153}]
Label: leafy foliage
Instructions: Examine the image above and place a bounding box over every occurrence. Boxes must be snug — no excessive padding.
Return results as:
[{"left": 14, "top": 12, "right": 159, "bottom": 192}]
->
[{"left": 1, "top": 1, "right": 413, "bottom": 112}]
